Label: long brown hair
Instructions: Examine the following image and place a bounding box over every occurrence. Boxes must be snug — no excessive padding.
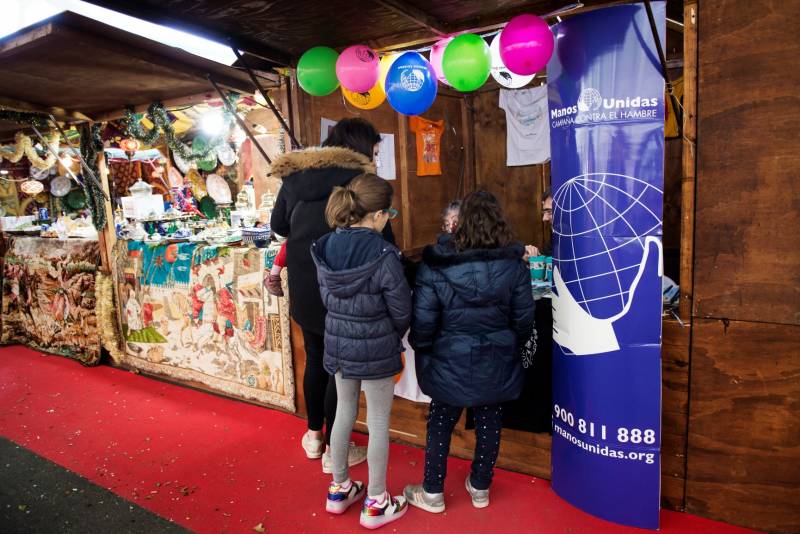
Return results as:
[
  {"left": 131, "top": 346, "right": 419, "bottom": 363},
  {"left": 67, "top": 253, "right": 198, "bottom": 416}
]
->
[
  {"left": 453, "top": 190, "right": 515, "bottom": 251},
  {"left": 325, "top": 173, "right": 393, "bottom": 228}
]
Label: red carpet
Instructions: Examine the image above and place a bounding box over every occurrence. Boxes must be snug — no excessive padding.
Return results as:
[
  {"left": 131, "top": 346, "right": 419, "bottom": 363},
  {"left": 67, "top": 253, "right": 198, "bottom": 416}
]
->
[{"left": 0, "top": 347, "right": 754, "bottom": 533}]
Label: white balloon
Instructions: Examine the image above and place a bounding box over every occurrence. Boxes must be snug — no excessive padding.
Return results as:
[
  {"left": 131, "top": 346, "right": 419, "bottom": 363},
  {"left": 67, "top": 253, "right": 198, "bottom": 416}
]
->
[{"left": 490, "top": 35, "right": 535, "bottom": 89}]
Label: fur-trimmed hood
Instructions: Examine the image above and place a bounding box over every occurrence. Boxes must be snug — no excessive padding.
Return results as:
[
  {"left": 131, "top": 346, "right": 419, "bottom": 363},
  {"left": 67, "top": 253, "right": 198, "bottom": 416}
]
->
[{"left": 269, "top": 146, "right": 375, "bottom": 180}]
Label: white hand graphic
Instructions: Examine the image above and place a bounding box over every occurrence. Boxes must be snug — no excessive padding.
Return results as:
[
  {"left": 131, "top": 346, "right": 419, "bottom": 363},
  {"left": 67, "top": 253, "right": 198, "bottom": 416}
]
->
[{"left": 552, "top": 237, "right": 663, "bottom": 356}]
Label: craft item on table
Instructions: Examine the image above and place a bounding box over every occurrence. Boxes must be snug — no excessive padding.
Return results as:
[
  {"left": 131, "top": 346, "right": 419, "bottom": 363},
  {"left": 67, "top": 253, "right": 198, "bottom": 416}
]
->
[
  {"left": 408, "top": 116, "right": 444, "bottom": 176},
  {"left": 206, "top": 173, "right": 232, "bottom": 204},
  {"left": 0, "top": 131, "right": 61, "bottom": 169},
  {"left": 216, "top": 143, "right": 237, "bottom": 166},
  {"left": 242, "top": 226, "right": 271, "bottom": 246},
  {"left": 1, "top": 236, "right": 102, "bottom": 364},
  {"left": 178, "top": 189, "right": 206, "bottom": 219},
  {"left": 185, "top": 169, "right": 208, "bottom": 199},
  {"left": 50, "top": 175, "right": 72, "bottom": 197},
  {"left": 499, "top": 85, "right": 550, "bottom": 166}
]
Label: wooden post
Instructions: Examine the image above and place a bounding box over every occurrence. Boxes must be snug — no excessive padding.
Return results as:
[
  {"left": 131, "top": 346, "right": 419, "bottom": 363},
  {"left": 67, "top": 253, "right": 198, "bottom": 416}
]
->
[
  {"left": 460, "top": 94, "right": 476, "bottom": 196},
  {"left": 96, "top": 150, "right": 116, "bottom": 274},
  {"left": 396, "top": 113, "right": 412, "bottom": 250},
  {"left": 680, "top": 2, "right": 698, "bottom": 322}
]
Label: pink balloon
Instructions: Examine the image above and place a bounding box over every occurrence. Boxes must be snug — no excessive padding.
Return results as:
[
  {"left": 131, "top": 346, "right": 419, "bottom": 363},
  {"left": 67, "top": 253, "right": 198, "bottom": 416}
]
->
[
  {"left": 499, "top": 14, "right": 554, "bottom": 76},
  {"left": 428, "top": 37, "right": 453, "bottom": 85},
  {"left": 336, "top": 45, "right": 380, "bottom": 92}
]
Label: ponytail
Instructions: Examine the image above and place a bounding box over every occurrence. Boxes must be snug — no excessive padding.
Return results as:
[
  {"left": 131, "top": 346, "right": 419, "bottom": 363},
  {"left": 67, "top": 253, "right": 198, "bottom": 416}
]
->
[{"left": 325, "top": 173, "right": 393, "bottom": 228}]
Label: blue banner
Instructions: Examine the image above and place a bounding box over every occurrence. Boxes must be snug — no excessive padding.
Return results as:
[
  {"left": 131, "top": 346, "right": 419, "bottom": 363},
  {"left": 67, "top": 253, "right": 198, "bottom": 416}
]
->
[{"left": 547, "top": 3, "right": 665, "bottom": 529}]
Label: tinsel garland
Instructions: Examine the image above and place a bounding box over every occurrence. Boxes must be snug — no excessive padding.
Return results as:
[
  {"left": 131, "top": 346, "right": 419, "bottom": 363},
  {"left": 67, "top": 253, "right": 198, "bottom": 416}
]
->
[
  {"left": 0, "top": 131, "right": 61, "bottom": 169},
  {"left": 124, "top": 102, "right": 233, "bottom": 162},
  {"left": 0, "top": 109, "right": 51, "bottom": 129},
  {"left": 79, "top": 124, "right": 107, "bottom": 230},
  {"left": 95, "top": 272, "right": 124, "bottom": 364}
]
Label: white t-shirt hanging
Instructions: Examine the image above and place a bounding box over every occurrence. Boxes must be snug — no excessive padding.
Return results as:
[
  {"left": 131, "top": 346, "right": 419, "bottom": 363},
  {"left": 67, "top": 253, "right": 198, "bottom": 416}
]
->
[{"left": 499, "top": 85, "right": 551, "bottom": 166}]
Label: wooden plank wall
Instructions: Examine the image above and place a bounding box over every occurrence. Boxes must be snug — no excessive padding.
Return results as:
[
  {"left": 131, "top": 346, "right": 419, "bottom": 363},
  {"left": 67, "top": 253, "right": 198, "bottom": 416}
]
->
[{"left": 687, "top": 1, "right": 800, "bottom": 532}]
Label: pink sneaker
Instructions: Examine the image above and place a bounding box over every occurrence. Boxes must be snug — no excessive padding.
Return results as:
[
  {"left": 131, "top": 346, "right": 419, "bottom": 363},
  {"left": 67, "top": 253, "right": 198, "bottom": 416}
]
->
[{"left": 326, "top": 480, "right": 365, "bottom": 515}]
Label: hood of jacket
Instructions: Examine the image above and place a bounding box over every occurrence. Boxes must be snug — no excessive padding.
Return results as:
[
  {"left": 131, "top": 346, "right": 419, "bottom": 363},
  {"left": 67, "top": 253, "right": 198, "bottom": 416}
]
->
[
  {"left": 422, "top": 238, "right": 525, "bottom": 305},
  {"left": 269, "top": 146, "right": 375, "bottom": 180},
  {"left": 311, "top": 230, "right": 399, "bottom": 299}
]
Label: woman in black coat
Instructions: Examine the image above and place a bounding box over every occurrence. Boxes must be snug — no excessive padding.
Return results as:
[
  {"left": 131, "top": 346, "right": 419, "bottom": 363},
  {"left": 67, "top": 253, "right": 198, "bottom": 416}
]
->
[
  {"left": 404, "top": 191, "right": 534, "bottom": 513},
  {"left": 270, "top": 118, "right": 393, "bottom": 472}
]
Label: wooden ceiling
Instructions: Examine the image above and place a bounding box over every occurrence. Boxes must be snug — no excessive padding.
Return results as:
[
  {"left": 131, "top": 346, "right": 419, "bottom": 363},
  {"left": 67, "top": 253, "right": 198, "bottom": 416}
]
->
[
  {"left": 82, "top": 0, "right": 623, "bottom": 64},
  {"left": 0, "top": 12, "right": 263, "bottom": 130}
]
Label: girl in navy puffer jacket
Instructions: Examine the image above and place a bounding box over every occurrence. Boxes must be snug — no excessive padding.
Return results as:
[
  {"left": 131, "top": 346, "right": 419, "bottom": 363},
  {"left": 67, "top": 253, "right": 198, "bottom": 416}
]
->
[
  {"left": 405, "top": 191, "right": 534, "bottom": 513},
  {"left": 311, "top": 173, "right": 411, "bottom": 529}
]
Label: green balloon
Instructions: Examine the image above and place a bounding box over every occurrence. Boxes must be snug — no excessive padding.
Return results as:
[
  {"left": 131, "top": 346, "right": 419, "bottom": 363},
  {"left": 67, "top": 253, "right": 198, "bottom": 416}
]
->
[
  {"left": 442, "top": 34, "right": 491, "bottom": 92},
  {"left": 297, "top": 46, "right": 340, "bottom": 96}
]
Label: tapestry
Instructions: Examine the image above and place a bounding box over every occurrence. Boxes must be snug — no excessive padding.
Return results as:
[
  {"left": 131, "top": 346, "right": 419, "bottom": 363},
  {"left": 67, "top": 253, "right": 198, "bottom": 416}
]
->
[
  {"left": 1, "top": 236, "right": 101, "bottom": 364},
  {"left": 114, "top": 240, "right": 295, "bottom": 411}
]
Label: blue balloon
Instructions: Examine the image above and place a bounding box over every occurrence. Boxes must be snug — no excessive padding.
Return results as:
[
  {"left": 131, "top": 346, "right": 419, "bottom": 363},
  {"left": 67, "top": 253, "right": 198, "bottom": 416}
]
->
[{"left": 385, "top": 52, "right": 437, "bottom": 116}]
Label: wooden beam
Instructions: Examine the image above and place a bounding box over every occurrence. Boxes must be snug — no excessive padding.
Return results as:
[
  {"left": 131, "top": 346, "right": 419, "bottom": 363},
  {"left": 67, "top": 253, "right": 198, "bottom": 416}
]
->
[
  {"left": 679, "top": 2, "right": 698, "bottom": 322},
  {"left": 0, "top": 95, "right": 92, "bottom": 123},
  {"left": 79, "top": 0, "right": 291, "bottom": 66},
  {"left": 92, "top": 91, "right": 221, "bottom": 122},
  {"left": 96, "top": 151, "right": 115, "bottom": 274},
  {"left": 372, "top": 0, "right": 448, "bottom": 36}
]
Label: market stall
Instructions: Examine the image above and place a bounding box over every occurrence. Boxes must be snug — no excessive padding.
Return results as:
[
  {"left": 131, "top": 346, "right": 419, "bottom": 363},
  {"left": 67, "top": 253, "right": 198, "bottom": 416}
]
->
[{"left": 0, "top": 12, "right": 296, "bottom": 409}]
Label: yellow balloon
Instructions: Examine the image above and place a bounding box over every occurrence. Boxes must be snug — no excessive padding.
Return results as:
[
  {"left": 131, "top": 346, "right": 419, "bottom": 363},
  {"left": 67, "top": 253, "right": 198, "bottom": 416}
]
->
[
  {"left": 379, "top": 53, "right": 399, "bottom": 91},
  {"left": 341, "top": 54, "right": 398, "bottom": 110},
  {"left": 342, "top": 84, "right": 386, "bottom": 110}
]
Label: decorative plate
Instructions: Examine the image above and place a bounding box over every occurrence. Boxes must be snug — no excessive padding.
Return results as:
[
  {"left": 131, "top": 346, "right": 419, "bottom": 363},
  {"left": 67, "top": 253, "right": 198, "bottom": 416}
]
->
[
  {"left": 30, "top": 167, "right": 50, "bottom": 181},
  {"left": 167, "top": 167, "right": 184, "bottom": 189},
  {"left": 206, "top": 173, "right": 232, "bottom": 204},
  {"left": 66, "top": 189, "right": 86, "bottom": 210},
  {"left": 216, "top": 143, "right": 237, "bottom": 166},
  {"left": 50, "top": 175, "right": 72, "bottom": 197}
]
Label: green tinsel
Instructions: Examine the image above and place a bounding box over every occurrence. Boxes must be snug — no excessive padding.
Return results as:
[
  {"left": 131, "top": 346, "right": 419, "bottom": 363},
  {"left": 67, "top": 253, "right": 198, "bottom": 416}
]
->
[
  {"left": 124, "top": 102, "right": 233, "bottom": 162},
  {"left": 0, "top": 109, "right": 51, "bottom": 129},
  {"left": 79, "top": 124, "right": 107, "bottom": 230}
]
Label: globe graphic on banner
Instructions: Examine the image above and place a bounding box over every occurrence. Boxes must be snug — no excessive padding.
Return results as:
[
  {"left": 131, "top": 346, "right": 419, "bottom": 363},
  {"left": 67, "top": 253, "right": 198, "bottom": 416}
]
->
[{"left": 552, "top": 172, "right": 662, "bottom": 325}]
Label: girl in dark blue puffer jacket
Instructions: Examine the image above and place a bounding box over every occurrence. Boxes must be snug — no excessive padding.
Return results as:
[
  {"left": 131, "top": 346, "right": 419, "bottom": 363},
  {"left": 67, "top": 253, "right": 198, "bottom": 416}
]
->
[
  {"left": 405, "top": 191, "right": 534, "bottom": 513},
  {"left": 311, "top": 173, "right": 411, "bottom": 529}
]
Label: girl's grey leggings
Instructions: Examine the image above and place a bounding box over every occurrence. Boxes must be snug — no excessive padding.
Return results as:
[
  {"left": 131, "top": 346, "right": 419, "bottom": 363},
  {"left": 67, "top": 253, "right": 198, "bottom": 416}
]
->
[{"left": 331, "top": 372, "right": 395, "bottom": 496}]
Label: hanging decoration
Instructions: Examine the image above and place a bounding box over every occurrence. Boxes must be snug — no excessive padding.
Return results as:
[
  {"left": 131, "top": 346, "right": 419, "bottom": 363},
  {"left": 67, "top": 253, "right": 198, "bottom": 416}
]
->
[
  {"left": 0, "top": 131, "right": 61, "bottom": 170},
  {"left": 336, "top": 45, "right": 380, "bottom": 93},
  {"left": 499, "top": 14, "right": 554, "bottom": 75},
  {"left": 385, "top": 52, "right": 438, "bottom": 116},
  {"left": 297, "top": 46, "right": 340, "bottom": 96},
  {"left": 79, "top": 124, "right": 108, "bottom": 229},
  {"left": 344, "top": 53, "right": 396, "bottom": 108},
  {"left": 0, "top": 109, "right": 51, "bottom": 129},
  {"left": 442, "top": 33, "right": 492, "bottom": 92},
  {"left": 490, "top": 34, "right": 535, "bottom": 88},
  {"left": 428, "top": 37, "right": 454, "bottom": 86},
  {"left": 378, "top": 54, "right": 399, "bottom": 92},
  {"left": 119, "top": 138, "right": 140, "bottom": 159},
  {"left": 124, "top": 102, "right": 233, "bottom": 162}
]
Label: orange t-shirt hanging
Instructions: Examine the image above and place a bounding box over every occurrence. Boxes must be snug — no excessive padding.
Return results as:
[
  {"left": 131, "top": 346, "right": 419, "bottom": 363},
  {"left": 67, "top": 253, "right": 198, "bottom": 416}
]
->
[{"left": 409, "top": 116, "right": 444, "bottom": 176}]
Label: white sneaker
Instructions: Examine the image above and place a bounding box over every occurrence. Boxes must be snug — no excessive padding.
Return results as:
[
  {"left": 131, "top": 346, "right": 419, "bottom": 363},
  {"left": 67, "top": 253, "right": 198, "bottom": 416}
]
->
[
  {"left": 360, "top": 492, "right": 408, "bottom": 529},
  {"left": 302, "top": 431, "right": 324, "bottom": 459},
  {"left": 403, "top": 483, "right": 445, "bottom": 513},
  {"left": 465, "top": 475, "right": 490, "bottom": 508},
  {"left": 326, "top": 480, "right": 365, "bottom": 515},
  {"left": 321, "top": 442, "right": 368, "bottom": 474}
]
